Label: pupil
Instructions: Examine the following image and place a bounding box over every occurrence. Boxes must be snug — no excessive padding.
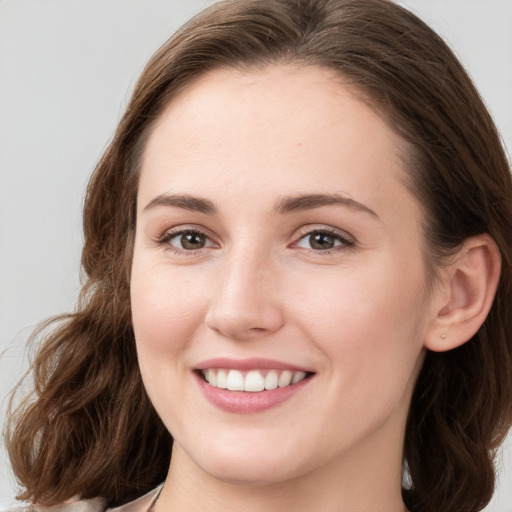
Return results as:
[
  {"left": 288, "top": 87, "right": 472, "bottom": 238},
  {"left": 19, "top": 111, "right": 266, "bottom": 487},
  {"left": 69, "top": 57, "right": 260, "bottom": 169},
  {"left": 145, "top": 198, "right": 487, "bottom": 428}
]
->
[
  {"left": 181, "top": 232, "right": 205, "bottom": 249},
  {"left": 310, "top": 233, "right": 334, "bottom": 250}
]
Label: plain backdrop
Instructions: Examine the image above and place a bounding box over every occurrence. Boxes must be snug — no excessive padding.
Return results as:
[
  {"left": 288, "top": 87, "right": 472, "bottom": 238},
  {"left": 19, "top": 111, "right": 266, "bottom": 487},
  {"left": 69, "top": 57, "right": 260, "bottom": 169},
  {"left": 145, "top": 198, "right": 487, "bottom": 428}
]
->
[{"left": 1, "top": 0, "right": 511, "bottom": 509}]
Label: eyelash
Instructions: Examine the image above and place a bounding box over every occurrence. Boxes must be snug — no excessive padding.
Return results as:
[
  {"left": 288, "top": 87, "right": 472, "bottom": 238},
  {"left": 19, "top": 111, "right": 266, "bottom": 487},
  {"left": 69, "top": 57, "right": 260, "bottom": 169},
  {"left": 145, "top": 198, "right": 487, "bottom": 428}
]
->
[
  {"left": 293, "top": 227, "right": 354, "bottom": 254},
  {"left": 156, "top": 226, "right": 354, "bottom": 255},
  {"left": 157, "top": 227, "right": 216, "bottom": 255}
]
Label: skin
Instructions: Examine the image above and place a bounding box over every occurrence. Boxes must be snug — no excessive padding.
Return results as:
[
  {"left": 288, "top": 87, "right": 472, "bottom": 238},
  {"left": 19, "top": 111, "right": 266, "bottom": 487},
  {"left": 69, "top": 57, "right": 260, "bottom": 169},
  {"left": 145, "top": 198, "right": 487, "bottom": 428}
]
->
[{"left": 130, "top": 65, "right": 440, "bottom": 512}]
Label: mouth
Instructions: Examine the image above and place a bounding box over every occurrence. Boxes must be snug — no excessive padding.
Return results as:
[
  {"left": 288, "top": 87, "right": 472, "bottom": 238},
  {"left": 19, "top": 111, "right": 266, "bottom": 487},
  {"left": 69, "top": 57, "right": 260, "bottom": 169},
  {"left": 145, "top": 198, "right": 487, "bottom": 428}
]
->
[
  {"left": 194, "top": 358, "right": 315, "bottom": 412},
  {"left": 198, "top": 368, "right": 313, "bottom": 392}
]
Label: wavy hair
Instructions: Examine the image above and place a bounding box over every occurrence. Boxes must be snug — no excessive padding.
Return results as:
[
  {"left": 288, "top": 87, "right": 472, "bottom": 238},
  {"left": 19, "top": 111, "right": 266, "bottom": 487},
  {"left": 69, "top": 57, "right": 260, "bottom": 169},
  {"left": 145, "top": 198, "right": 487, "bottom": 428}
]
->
[{"left": 6, "top": 1, "right": 512, "bottom": 511}]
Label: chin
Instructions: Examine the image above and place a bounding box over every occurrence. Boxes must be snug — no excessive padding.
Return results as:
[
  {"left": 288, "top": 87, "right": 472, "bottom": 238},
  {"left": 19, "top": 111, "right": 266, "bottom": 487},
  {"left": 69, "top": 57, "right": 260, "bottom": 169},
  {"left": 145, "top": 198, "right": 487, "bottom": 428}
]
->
[
  {"left": 179, "top": 432, "right": 311, "bottom": 486},
  {"left": 202, "top": 455, "right": 302, "bottom": 486}
]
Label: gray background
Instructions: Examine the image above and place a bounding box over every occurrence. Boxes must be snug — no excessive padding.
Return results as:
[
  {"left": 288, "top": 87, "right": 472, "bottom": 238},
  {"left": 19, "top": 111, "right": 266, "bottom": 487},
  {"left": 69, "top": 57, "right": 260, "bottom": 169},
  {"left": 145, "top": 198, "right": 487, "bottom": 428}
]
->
[{"left": 1, "top": 0, "right": 511, "bottom": 509}]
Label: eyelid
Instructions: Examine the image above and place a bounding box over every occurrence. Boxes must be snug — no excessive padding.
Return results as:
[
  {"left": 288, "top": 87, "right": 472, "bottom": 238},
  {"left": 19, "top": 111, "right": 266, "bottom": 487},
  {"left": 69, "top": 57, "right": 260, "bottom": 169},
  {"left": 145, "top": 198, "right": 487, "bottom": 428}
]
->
[
  {"left": 294, "top": 224, "right": 354, "bottom": 242},
  {"left": 291, "top": 225, "right": 355, "bottom": 251},
  {"left": 156, "top": 224, "right": 219, "bottom": 251}
]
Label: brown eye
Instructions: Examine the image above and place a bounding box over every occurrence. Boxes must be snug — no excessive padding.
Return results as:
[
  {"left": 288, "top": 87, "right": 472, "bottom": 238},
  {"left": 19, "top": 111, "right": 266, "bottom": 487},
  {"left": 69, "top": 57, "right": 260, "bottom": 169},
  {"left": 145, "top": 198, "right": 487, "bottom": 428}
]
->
[
  {"left": 309, "top": 233, "right": 336, "bottom": 250},
  {"left": 169, "top": 231, "right": 209, "bottom": 250},
  {"left": 294, "top": 229, "right": 352, "bottom": 252}
]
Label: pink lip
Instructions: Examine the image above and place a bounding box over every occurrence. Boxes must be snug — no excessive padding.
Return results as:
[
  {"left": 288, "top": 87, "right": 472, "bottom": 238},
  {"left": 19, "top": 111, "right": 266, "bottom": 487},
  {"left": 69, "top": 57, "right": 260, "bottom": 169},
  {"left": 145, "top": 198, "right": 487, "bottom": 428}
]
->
[
  {"left": 195, "top": 357, "right": 311, "bottom": 372},
  {"left": 194, "top": 358, "right": 314, "bottom": 413},
  {"left": 193, "top": 369, "right": 313, "bottom": 414}
]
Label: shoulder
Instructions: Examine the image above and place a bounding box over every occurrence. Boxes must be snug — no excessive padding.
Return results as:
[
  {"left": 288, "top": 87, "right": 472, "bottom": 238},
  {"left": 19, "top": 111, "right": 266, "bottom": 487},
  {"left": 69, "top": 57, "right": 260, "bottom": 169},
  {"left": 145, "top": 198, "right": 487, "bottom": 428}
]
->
[
  {"left": 1, "top": 498, "right": 106, "bottom": 512},
  {"left": 2, "top": 486, "right": 162, "bottom": 512},
  {"left": 106, "top": 486, "right": 161, "bottom": 512}
]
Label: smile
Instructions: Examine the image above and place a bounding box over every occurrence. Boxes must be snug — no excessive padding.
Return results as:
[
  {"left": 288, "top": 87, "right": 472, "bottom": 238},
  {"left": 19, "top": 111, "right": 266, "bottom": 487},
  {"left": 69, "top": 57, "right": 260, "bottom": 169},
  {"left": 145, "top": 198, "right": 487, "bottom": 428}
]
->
[
  {"left": 194, "top": 360, "right": 315, "bottom": 413},
  {"left": 201, "top": 368, "right": 309, "bottom": 392}
]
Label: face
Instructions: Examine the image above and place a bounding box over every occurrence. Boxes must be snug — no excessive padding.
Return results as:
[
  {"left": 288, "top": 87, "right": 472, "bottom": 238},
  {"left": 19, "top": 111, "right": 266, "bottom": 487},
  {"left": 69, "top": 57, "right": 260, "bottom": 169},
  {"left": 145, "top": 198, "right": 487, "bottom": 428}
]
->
[{"left": 131, "top": 65, "right": 434, "bottom": 486}]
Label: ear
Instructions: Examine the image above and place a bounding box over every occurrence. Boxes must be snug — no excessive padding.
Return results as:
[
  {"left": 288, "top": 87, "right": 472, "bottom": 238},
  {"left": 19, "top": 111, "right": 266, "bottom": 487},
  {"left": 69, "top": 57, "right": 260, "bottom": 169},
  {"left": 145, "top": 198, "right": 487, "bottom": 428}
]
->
[{"left": 425, "top": 234, "right": 501, "bottom": 352}]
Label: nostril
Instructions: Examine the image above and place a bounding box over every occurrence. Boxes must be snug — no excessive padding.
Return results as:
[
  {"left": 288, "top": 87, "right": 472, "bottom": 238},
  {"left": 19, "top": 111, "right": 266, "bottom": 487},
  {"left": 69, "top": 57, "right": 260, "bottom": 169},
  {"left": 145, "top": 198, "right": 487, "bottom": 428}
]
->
[{"left": 205, "top": 319, "right": 276, "bottom": 341}]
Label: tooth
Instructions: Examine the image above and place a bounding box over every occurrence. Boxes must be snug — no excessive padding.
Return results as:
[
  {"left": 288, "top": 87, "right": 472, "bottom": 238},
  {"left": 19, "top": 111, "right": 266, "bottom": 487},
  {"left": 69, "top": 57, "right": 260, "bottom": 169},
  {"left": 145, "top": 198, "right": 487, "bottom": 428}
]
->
[
  {"left": 245, "top": 370, "right": 265, "bottom": 392},
  {"left": 202, "top": 369, "right": 212, "bottom": 384},
  {"left": 207, "top": 368, "right": 307, "bottom": 391},
  {"left": 226, "top": 370, "right": 244, "bottom": 391},
  {"left": 278, "top": 370, "right": 292, "bottom": 387},
  {"left": 264, "top": 371, "right": 278, "bottom": 390},
  {"left": 216, "top": 369, "right": 228, "bottom": 389},
  {"left": 208, "top": 369, "right": 217, "bottom": 386},
  {"left": 291, "top": 371, "right": 306, "bottom": 384}
]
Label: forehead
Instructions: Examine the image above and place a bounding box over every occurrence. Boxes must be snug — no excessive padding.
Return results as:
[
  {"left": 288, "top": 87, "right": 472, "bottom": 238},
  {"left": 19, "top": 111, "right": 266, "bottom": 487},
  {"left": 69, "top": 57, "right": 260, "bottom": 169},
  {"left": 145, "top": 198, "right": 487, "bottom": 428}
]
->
[{"left": 138, "top": 64, "right": 418, "bottom": 225}]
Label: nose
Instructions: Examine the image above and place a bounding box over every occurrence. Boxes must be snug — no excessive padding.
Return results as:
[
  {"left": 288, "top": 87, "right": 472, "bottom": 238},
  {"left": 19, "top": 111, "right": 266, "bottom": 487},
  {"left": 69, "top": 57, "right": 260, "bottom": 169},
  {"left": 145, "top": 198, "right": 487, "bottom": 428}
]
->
[{"left": 204, "top": 252, "right": 285, "bottom": 341}]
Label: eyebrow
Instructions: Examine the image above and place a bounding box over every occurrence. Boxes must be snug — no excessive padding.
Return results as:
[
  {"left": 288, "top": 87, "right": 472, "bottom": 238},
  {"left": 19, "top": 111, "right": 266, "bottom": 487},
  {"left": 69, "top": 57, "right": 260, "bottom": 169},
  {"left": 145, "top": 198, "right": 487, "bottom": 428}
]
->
[
  {"left": 143, "top": 193, "right": 217, "bottom": 215},
  {"left": 142, "top": 192, "right": 378, "bottom": 218},
  {"left": 273, "top": 193, "right": 378, "bottom": 217}
]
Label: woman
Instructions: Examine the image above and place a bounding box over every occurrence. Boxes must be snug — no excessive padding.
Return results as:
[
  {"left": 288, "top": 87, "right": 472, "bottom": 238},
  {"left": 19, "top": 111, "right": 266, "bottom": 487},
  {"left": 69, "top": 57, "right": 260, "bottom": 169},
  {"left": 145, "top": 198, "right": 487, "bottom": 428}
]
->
[{"left": 5, "top": 0, "right": 512, "bottom": 511}]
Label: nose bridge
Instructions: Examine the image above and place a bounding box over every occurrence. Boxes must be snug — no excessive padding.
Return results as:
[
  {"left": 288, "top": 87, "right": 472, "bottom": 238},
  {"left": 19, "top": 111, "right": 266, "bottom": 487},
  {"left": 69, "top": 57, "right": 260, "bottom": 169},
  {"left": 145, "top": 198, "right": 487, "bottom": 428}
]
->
[{"left": 205, "top": 242, "right": 283, "bottom": 339}]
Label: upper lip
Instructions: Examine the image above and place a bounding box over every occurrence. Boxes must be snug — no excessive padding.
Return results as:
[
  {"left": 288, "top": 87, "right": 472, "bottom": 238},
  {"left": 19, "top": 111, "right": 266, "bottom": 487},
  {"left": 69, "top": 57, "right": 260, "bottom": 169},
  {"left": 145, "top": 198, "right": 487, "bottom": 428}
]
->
[{"left": 194, "top": 357, "right": 313, "bottom": 372}]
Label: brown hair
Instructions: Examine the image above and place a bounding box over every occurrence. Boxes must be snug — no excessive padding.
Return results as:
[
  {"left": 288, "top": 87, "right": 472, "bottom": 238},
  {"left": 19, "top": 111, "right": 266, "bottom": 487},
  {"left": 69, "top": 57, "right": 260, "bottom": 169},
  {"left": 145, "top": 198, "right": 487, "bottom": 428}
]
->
[{"left": 6, "top": 1, "right": 512, "bottom": 511}]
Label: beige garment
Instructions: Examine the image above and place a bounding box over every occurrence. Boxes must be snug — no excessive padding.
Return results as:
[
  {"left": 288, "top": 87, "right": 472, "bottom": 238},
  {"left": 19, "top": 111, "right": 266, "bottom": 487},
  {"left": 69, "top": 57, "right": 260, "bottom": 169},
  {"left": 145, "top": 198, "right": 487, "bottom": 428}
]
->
[
  {"left": 106, "top": 487, "right": 161, "bottom": 512},
  {"left": 1, "top": 499, "right": 105, "bottom": 512},
  {"left": 2, "top": 486, "right": 162, "bottom": 512}
]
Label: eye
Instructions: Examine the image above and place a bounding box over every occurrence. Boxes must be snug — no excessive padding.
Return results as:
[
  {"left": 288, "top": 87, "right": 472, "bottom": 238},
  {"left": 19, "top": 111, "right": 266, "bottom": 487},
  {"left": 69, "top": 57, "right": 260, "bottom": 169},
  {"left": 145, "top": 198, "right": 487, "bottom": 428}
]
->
[
  {"left": 294, "top": 229, "right": 353, "bottom": 252},
  {"left": 172, "top": 231, "right": 207, "bottom": 250},
  {"left": 160, "top": 229, "right": 215, "bottom": 252}
]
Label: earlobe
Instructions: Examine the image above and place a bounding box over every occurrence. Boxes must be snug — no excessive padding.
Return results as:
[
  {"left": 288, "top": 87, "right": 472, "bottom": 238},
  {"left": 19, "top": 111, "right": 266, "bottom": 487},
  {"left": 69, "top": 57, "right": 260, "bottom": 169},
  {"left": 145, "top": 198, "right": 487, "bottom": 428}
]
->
[{"left": 425, "top": 234, "right": 501, "bottom": 352}]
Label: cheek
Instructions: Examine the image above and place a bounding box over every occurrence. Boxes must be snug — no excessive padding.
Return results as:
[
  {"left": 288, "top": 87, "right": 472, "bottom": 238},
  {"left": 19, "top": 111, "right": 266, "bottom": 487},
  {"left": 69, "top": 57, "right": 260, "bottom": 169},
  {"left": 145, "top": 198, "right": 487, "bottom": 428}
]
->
[
  {"left": 130, "top": 257, "right": 208, "bottom": 378},
  {"left": 130, "top": 258, "right": 213, "bottom": 432},
  {"left": 291, "top": 257, "right": 428, "bottom": 387}
]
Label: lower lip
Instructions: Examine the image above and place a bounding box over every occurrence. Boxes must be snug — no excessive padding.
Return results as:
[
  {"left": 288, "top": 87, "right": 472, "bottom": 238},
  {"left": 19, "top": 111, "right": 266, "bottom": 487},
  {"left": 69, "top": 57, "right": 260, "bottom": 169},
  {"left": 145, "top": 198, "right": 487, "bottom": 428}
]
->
[{"left": 195, "top": 372, "right": 312, "bottom": 413}]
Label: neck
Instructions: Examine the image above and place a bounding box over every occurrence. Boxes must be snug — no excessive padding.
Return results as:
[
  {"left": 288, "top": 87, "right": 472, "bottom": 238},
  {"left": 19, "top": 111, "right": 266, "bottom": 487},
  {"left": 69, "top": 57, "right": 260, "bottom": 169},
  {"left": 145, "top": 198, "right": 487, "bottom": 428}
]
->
[{"left": 156, "top": 425, "right": 406, "bottom": 512}]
